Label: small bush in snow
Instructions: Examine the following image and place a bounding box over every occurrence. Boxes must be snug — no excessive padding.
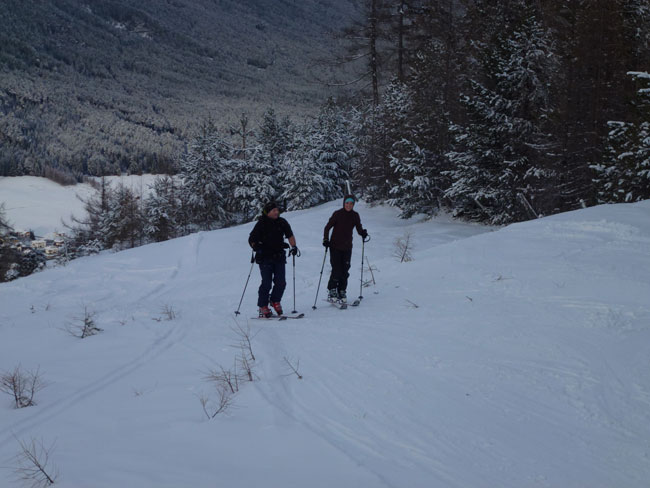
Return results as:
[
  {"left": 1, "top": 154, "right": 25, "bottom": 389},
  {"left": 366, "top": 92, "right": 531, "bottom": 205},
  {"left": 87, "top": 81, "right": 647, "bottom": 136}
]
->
[
  {"left": 199, "top": 386, "right": 234, "bottom": 420},
  {"left": 205, "top": 365, "right": 240, "bottom": 394},
  {"left": 152, "top": 304, "right": 177, "bottom": 322},
  {"left": 231, "top": 323, "right": 258, "bottom": 361},
  {"left": 282, "top": 357, "right": 303, "bottom": 380},
  {"left": 64, "top": 307, "right": 102, "bottom": 339},
  {"left": 10, "top": 436, "right": 59, "bottom": 487},
  {"left": 161, "top": 304, "right": 177, "bottom": 321},
  {"left": 0, "top": 365, "right": 46, "bottom": 409},
  {"left": 393, "top": 230, "right": 414, "bottom": 263}
]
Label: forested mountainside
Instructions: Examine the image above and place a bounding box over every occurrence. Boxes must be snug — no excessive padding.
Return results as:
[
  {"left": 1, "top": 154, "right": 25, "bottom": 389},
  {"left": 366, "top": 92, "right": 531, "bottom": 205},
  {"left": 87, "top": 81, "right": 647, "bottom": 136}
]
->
[{"left": 0, "top": 0, "right": 359, "bottom": 176}]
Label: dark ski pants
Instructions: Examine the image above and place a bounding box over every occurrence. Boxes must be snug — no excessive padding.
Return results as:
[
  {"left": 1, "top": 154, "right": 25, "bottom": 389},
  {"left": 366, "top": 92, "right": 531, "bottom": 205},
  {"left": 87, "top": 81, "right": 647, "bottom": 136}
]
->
[
  {"left": 327, "top": 248, "right": 352, "bottom": 293},
  {"left": 257, "top": 259, "right": 286, "bottom": 307}
]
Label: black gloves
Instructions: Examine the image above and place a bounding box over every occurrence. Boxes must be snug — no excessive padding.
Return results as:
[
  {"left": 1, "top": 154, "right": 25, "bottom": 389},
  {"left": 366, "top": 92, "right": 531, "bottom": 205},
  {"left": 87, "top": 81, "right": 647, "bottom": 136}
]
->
[
  {"left": 361, "top": 229, "right": 369, "bottom": 240},
  {"left": 289, "top": 246, "right": 300, "bottom": 256},
  {"left": 322, "top": 238, "right": 329, "bottom": 248}
]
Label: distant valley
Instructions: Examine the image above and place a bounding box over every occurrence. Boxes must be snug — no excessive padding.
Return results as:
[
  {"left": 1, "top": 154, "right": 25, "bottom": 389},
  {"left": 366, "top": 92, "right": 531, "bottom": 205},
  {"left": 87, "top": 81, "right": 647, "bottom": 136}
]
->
[{"left": 0, "top": 0, "right": 359, "bottom": 175}]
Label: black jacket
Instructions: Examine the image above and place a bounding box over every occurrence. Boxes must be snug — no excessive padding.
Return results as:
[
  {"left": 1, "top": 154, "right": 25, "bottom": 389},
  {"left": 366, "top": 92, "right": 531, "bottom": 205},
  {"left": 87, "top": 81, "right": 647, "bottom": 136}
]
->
[
  {"left": 249, "top": 216, "right": 294, "bottom": 262},
  {"left": 324, "top": 208, "right": 363, "bottom": 251}
]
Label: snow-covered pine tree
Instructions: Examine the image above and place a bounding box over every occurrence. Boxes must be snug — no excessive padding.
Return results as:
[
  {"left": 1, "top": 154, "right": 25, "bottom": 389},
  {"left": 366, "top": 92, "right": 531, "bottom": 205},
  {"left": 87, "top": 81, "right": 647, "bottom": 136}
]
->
[
  {"left": 0, "top": 202, "right": 11, "bottom": 234},
  {"left": 180, "top": 120, "right": 232, "bottom": 230},
  {"left": 445, "top": 4, "right": 557, "bottom": 224},
  {"left": 593, "top": 71, "right": 650, "bottom": 203},
  {"left": 309, "top": 99, "right": 353, "bottom": 201},
  {"left": 144, "top": 176, "right": 182, "bottom": 242},
  {"left": 258, "top": 108, "right": 292, "bottom": 165},
  {"left": 102, "top": 183, "right": 144, "bottom": 250},
  {"left": 281, "top": 128, "right": 335, "bottom": 211},
  {"left": 386, "top": 138, "right": 439, "bottom": 218},
  {"left": 353, "top": 80, "right": 413, "bottom": 202},
  {"left": 378, "top": 78, "right": 447, "bottom": 217},
  {"left": 233, "top": 146, "right": 276, "bottom": 222},
  {"left": 67, "top": 176, "right": 113, "bottom": 253}
]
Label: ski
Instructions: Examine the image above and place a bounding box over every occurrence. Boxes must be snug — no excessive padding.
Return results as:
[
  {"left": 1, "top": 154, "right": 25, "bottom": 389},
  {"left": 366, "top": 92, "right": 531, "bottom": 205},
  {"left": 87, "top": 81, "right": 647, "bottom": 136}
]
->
[
  {"left": 250, "top": 313, "right": 305, "bottom": 321},
  {"left": 325, "top": 299, "right": 348, "bottom": 309}
]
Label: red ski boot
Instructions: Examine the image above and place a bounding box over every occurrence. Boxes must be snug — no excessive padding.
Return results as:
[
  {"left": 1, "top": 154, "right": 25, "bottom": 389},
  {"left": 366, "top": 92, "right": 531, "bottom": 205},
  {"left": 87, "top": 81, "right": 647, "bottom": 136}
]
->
[
  {"left": 270, "top": 302, "right": 283, "bottom": 316},
  {"left": 259, "top": 306, "right": 273, "bottom": 318}
]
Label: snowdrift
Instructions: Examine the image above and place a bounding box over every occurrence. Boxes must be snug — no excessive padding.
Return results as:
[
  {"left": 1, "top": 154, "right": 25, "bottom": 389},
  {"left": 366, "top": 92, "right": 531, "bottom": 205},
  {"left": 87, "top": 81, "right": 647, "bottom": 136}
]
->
[{"left": 1, "top": 200, "right": 649, "bottom": 487}]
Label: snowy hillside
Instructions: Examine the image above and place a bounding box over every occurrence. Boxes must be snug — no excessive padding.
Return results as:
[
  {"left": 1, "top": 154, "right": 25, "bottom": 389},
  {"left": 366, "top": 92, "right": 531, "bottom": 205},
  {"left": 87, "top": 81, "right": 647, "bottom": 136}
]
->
[
  {"left": 0, "top": 177, "right": 94, "bottom": 237},
  {"left": 1, "top": 200, "right": 649, "bottom": 487},
  {"left": 0, "top": 175, "right": 161, "bottom": 236}
]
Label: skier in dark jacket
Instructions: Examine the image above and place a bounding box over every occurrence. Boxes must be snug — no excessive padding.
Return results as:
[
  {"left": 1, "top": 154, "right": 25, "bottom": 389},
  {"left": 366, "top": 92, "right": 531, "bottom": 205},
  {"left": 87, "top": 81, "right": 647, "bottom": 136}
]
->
[
  {"left": 249, "top": 201, "right": 299, "bottom": 318},
  {"left": 323, "top": 194, "right": 368, "bottom": 303}
]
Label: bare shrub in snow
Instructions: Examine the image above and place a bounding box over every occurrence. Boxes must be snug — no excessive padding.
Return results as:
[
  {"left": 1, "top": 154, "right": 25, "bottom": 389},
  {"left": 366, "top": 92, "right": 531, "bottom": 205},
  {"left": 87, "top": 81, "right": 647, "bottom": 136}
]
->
[
  {"left": 64, "top": 307, "right": 102, "bottom": 339},
  {"left": 200, "top": 363, "right": 241, "bottom": 419},
  {"left": 152, "top": 304, "right": 177, "bottom": 322},
  {"left": 0, "top": 365, "right": 46, "bottom": 409},
  {"left": 10, "top": 436, "right": 59, "bottom": 487},
  {"left": 199, "top": 386, "right": 234, "bottom": 419},
  {"left": 364, "top": 256, "right": 377, "bottom": 286},
  {"left": 237, "top": 349, "right": 256, "bottom": 382},
  {"left": 231, "top": 323, "right": 257, "bottom": 361},
  {"left": 393, "top": 230, "right": 414, "bottom": 262},
  {"left": 282, "top": 356, "right": 303, "bottom": 380},
  {"left": 205, "top": 365, "right": 240, "bottom": 394},
  {"left": 160, "top": 304, "right": 177, "bottom": 320}
]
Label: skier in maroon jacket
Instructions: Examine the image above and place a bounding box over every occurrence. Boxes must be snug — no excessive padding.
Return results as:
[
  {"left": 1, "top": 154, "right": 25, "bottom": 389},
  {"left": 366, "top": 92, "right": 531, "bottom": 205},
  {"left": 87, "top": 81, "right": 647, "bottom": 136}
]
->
[{"left": 322, "top": 194, "right": 369, "bottom": 303}]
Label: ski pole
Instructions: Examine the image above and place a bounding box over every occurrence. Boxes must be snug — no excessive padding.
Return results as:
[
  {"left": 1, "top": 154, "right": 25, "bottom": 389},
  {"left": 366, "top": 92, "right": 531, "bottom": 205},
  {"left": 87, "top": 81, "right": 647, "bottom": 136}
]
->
[
  {"left": 234, "top": 252, "right": 255, "bottom": 315},
  {"left": 359, "top": 235, "right": 370, "bottom": 302},
  {"left": 291, "top": 253, "right": 297, "bottom": 314},
  {"left": 312, "top": 247, "right": 328, "bottom": 310}
]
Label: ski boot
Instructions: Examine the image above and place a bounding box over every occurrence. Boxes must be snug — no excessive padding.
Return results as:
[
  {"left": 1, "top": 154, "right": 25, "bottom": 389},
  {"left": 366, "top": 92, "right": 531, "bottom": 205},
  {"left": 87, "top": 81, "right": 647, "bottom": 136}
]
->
[
  {"left": 259, "top": 306, "right": 273, "bottom": 318},
  {"left": 338, "top": 290, "right": 347, "bottom": 304},
  {"left": 271, "top": 302, "right": 283, "bottom": 316},
  {"left": 327, "top": 289, "right": 338, "bottom": 302}
]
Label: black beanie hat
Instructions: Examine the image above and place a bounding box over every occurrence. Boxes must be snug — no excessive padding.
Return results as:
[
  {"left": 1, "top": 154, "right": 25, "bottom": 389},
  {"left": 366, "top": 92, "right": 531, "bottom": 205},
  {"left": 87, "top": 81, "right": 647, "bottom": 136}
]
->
[{"left": 263, "top": 201, "right": 280, "bottom": 215}]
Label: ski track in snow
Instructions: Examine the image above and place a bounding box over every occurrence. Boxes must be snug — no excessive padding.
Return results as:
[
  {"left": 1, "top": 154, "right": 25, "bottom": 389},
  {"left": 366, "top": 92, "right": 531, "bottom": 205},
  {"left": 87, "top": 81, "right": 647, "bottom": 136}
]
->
[
  {"left": 252, "top": 322, "right": 398, "bottom": 488},
  {"left": 1, "top": 199, "right": 650, "bottom": 486},
  {"left": 0, "top": 318, "right": 189, "bottom": 446}
]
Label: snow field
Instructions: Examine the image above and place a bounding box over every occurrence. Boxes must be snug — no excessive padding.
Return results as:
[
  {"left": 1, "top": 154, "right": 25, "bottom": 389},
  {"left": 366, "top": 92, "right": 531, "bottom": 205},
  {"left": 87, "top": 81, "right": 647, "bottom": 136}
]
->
[
  {"left": 1, "top": 199, "right": 649, "bottom": 487},
  {"left": 0, "top": 175, "right": 162, "bottom": 237}
]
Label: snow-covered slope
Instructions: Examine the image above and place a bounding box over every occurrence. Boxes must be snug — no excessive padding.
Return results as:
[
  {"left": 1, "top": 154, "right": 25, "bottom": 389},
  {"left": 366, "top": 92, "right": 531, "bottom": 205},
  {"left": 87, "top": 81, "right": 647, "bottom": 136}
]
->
[
  {"left": 1, "top": 200, "right": 649, "bottom": 487},
  {"left": 0, "top": 176, "right": 95, "bottom": 236},
  {"left": 0, "top": 175, "right": 161, "bottom": 236}
]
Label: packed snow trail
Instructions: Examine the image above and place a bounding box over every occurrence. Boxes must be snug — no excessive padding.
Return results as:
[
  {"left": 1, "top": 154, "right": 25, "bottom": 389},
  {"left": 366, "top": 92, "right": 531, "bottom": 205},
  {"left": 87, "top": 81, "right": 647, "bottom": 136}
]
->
[{"left": 1, "top": 200, "right": 650, "bottom": 487}]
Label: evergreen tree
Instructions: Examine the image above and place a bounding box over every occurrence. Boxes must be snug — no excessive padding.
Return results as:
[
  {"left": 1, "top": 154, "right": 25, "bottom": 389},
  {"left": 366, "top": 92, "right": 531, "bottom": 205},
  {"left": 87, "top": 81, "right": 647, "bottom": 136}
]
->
[
  {"left": 258, "top": 108, "right": 292, "bottom": 165},
  {"left": 386, "top": 138, "right": 438, "bottom": 217},
  {"left": 0, "top": 202, "right": 11, "bottom": 234},
  {"left": 446, "top": 5, "right": 558, "bottom": 224},
  {"left": 354, "top": 79, "right": 414, "bottom": 202},
  {"left": 233, "top": 147, "right": 276, "bottom": 221},
  {"left": 102, "top": 183, "right": 144, "bottom": 249},
  {"left": 180, "top": 120, "right": 232, "bottom": 230},
  {"left": 144, "top": 176, "right": 182, "bottom": 242},
  {"left": 281, "top": 129, "right": 336, "bottom": 210},
  {"left": 593, "top": 71, "right": 650, "bottom": 202},
  {"left": 309, "top": 99, "right": 353, "bottom": 200},
  {"left": 67, "top": 176, "right": 113, "bottom": 253}
]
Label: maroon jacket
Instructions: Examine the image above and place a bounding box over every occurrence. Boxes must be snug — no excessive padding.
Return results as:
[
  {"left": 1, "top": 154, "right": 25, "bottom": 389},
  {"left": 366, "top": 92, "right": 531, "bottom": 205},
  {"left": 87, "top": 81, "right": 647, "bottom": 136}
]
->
[{"left": 324, "top": 205, "right": 364, "bottom": 251}]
